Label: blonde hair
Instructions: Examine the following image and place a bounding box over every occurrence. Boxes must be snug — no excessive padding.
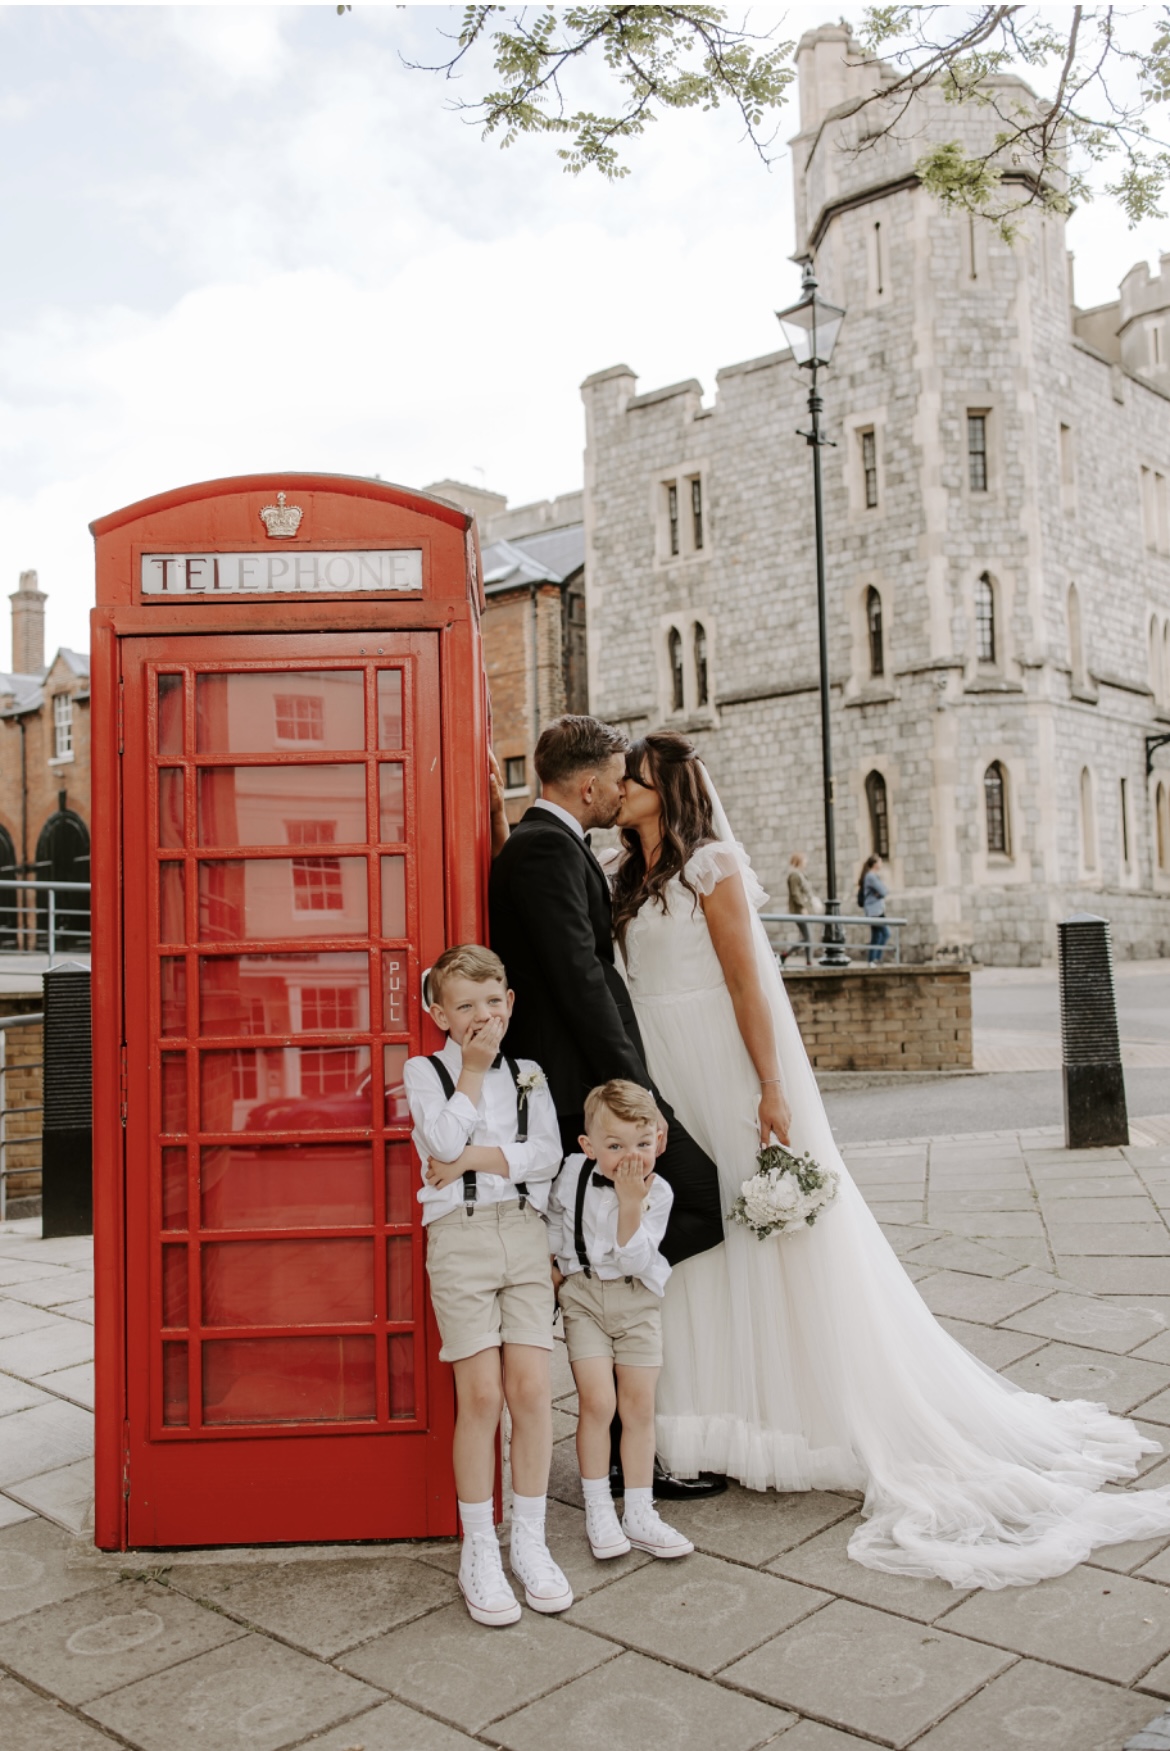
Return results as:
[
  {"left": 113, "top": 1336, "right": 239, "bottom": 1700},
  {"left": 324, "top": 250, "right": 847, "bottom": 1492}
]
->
[
  {"left": 428, "top": 944, "right": 507, "bottom": 1007},
  {"left": 584, "top": 1079, "right": 659, "bottom": 1133}
]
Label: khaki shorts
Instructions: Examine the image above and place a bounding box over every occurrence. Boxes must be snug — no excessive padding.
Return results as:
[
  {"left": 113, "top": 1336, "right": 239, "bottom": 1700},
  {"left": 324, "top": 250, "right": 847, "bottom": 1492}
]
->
[
  {"left": 425, "top": 1201, "right": 555, "bottom": 1363},
  {"left": 558, "top": 1271, "right": 663, "bottom": 1368}
]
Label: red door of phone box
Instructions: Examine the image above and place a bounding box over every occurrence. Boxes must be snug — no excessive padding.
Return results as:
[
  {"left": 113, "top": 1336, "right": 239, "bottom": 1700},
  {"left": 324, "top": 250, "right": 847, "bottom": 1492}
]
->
[{"left": 90, "top": 474, "right": 489, "bottom": 1549}]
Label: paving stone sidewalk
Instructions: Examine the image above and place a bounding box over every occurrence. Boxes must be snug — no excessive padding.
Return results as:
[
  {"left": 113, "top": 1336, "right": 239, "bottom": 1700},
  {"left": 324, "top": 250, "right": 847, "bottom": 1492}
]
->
[{"left": 7, "top": 1124, "right": 1170, "bottom": 1750}]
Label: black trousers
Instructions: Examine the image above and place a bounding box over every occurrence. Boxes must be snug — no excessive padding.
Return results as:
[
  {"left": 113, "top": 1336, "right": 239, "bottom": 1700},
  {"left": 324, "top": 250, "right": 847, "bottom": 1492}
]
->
[{"left": 557, "top": 1098, "right": 724, "bottom": 1267}]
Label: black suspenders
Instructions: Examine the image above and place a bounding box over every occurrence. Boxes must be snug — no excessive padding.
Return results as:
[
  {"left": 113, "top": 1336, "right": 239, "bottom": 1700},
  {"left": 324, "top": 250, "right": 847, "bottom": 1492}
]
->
[
  {"left": 572, "top": 1160, "right": 593, "bottom": 1278},
  {"left": 427, "top": 1054, "right": 530, "bottom": 1213}
]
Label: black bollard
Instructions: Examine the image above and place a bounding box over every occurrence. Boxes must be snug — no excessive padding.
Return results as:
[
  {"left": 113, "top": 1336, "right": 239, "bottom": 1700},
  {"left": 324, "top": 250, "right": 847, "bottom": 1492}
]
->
[
  {"left": 1058, "top": 913, "right": 1129, "bottom": 1150},
  {"left": 41, "top": 961, "right": 92, "bottom": 1237}
]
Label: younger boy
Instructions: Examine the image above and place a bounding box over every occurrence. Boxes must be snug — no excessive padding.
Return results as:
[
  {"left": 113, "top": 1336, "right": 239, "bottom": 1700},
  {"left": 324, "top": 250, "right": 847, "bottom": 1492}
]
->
[
  {"left": 404, "top": 944, "right": 570, "bottom": 1627},
  {"left": 547, "top": 1079, "right": 694, "bottom": 1561}
]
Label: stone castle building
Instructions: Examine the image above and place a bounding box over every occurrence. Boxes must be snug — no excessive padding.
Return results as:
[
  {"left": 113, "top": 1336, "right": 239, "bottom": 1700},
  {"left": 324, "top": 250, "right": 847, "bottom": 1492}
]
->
[{"left": 580, "top": 25, "right": 1170, "bottom": 964}]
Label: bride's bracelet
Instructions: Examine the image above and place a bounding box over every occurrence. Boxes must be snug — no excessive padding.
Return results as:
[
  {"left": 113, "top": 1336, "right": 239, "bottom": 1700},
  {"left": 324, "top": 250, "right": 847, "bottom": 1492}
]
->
[{"left": 761, "top": 1078, "right": 784, "bottom": 1086}]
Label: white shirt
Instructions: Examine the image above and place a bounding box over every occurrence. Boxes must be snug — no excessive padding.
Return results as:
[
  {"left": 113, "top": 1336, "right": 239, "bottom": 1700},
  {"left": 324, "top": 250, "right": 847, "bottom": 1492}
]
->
[
  {"left": 404, "top": 1039, "right": 562, "bottom": 1225},
  {"left": 532, "top": 797, "right": 585, "bottom": 840},
  {"left": 547, "top": 1153, "right": 673, "bottom": 1297}
]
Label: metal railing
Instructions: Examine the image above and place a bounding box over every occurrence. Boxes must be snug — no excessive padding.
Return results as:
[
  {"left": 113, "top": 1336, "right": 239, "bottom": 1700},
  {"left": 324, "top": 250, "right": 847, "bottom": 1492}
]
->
[
  {"left": 0, "top": 878, "right": 90, "bottom": 964},
  {"left": 760, "top": 911, "right": 908, "bottom": 965},
  {"left": 0, "top": 1011, "right": 43, "bottom": 1221}
]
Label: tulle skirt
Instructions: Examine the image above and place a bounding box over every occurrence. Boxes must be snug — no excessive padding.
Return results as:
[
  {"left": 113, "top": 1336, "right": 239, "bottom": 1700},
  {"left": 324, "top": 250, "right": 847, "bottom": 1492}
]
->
[{"left": 637, "top": 971, "right": 1170, "bottom": 1589}]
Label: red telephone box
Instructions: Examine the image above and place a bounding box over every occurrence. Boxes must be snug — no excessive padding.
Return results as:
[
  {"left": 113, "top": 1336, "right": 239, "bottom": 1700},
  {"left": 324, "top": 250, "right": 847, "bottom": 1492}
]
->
[{"left": 90, "top": 474, "right": 488, "bottom": 1549}]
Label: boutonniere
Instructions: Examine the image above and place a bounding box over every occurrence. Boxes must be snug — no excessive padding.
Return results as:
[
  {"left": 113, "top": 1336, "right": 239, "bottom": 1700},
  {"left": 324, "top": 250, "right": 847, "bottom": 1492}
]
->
[{"left": 516, "top": 1068, "right": 545, "bottom": 1097}]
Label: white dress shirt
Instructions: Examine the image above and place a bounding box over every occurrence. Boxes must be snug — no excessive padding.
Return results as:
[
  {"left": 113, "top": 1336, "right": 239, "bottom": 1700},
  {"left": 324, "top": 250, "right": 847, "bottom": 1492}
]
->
[
  {"left": 404, "top": 1038, "right": 562, "bottom": 1224},
  {"left": 532, "top": 797, "right": 585, "bottom": 839},
  {"left": 547, "top": 1153, "right": 673, "bottom": 1297}
]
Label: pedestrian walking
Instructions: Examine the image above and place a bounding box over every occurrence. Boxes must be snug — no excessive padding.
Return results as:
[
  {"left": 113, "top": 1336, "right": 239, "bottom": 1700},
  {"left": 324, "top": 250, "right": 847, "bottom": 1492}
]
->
[
  {"left": 858, "top": 854, "right": 889, "bottom": 965},
  {"left": 784, "top": 851, "right": 819, "bottom": 966}
]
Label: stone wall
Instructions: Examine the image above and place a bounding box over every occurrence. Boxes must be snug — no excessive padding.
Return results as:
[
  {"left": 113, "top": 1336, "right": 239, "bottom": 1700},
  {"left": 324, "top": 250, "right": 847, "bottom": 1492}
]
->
[
  {"left": 783, "top": 966, "right": 973, "bottom": 1072},
  {"left": 0, "top": 996, "right": 42, "bottom": 1210}
]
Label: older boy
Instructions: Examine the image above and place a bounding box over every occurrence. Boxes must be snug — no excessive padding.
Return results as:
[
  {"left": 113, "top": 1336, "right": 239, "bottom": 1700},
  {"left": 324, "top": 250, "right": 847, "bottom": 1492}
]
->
[
  {"left": 404, "top": 944, "right": 569, "bottom": 1627},
  {"left": 548, "top": 1080, "right": 694, "bottom": 1562}
]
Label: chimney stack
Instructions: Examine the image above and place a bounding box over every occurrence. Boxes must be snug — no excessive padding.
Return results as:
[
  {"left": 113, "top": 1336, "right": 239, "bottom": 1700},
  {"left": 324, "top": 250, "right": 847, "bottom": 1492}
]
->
[{"left": 10, "top": 569, "right": 46, "bottom": 675}]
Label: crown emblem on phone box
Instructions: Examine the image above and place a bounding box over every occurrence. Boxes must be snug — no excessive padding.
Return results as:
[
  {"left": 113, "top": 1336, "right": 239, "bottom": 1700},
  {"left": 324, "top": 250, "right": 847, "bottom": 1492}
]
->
[{"left": 259, "top": 492, "right": 303, "bottom": 538}]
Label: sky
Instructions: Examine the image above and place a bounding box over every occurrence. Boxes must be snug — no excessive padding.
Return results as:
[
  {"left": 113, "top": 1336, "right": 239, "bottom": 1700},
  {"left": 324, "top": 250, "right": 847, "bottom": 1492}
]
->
[{"left": 3, "top": 2, "right": 1170, "bottom": 665}]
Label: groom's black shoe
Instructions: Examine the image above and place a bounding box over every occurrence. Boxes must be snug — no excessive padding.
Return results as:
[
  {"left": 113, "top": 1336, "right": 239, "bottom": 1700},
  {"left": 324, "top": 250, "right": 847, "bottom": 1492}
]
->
[
  {"left": 652, "top": 1461, "right": 728, "bottom": 1500},
  {"left": 608, "top": 1458, "right": 728, "bottom": 1499}
]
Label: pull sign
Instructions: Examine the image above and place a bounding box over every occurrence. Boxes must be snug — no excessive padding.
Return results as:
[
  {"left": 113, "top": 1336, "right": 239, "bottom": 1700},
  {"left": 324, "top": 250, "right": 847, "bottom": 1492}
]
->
[{"left": 141, "top": 550, "right": 423, "bottom": 596}]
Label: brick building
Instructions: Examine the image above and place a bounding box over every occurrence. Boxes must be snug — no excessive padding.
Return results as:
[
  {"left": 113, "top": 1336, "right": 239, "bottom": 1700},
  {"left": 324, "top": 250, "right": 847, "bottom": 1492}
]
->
[
  {"left": 0, "top": 571, "right": 91, "bottom": 949},
  {"left": 425, "top": 481, "right": 587, "bottom": 824},
  {"left": 579, "top": 25, "right": 1170, "bottom": 964}
]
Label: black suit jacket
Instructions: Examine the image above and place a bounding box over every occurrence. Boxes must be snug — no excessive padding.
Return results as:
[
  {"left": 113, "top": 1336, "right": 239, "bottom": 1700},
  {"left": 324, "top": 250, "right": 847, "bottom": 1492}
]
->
[{"left": 488, "top": 808, "right": 649, "bottom": 1118}]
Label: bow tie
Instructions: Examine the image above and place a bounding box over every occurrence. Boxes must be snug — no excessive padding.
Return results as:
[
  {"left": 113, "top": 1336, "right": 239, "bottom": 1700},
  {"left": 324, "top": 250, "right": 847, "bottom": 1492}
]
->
[
  {"left": 583, "top": 833, "right": 592, "bottom": 848},
  {"left": 590, "top": 1172, "right": 612, "bottom": 1189}
]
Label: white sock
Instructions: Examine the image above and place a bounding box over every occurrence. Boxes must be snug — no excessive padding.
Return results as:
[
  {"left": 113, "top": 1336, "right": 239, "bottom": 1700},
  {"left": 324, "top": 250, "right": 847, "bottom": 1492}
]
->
[
  {"left": 624, "top": 1486, "right": 653, "bottom": 1517},
  {"left": 459, "top": 1498, "right": 494, "bottom": 1539},
  {"left": 511, "top": 1492, "right": 547, "bottom": 1536},
  {"left": 581, "top": 1475, "right": 613, "bottom": 1505}
]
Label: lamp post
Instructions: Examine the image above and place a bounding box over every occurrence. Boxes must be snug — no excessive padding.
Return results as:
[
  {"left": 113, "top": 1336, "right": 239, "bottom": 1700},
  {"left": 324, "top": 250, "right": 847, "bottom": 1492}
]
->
[{"left": 776, "top": 259, "right": 851, "bottom": 968}]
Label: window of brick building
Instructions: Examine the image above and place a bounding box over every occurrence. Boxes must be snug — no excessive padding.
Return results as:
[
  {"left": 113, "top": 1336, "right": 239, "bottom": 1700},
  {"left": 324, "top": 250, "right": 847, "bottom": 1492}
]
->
[
  {"left": 504, "top": 756, "right": 527, "bottom": 790},
  {"left": 286, "top": 820, "right": 343, "bottom": 912},
  {"left": 274, "top": 693, "right": 325, "bottom": 742},
  {"left": 967, "top": 414, "right": 988, "bottom": 492},
  {"left": 52, "top": 693, "right": 73, "bottom": 760},
  {"left": 865, "top": 771, "right": 889, "bottom": 858},
  {"left": 984, "top": 763, "right": 1009, "bottom": 855}
]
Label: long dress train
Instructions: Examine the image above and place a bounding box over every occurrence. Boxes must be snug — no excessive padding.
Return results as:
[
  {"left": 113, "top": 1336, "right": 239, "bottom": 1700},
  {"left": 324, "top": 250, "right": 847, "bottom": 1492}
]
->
[{"left": 621, "top": 838, "right": 1170, "bottom": 1589}]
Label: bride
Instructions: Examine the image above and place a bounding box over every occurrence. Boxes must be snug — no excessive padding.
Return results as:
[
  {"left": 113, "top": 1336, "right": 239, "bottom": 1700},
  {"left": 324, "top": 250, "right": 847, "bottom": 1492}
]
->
[{"left": 606, "top": 728, "right": 1170, "bottom": 1589}]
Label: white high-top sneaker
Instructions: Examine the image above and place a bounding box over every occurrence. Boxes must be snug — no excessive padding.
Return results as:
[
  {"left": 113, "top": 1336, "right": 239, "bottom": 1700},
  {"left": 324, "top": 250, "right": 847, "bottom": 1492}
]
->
[
  {"left": 458, "top": 1531, "right": 522, "bottom": 1626},
  {"left": 510, "top": 1517, "right": 574, "bottom": 1612},
  {"left": 621, "top": 1498, "right": 694, "bottom": 1559},
  {"left": 585, "top": 1495, "right": 632, "bottom": 1559}
]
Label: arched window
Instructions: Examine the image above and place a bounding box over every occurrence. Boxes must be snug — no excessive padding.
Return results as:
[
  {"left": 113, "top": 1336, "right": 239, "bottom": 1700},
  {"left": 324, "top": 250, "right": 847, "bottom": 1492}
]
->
[
  {"left": 1067, "top": 584, "right": 1083, "bottom": 685},
  {"left": 984, "top": 762, "right": 1008, "bottom": 854},
  {"left": 1158, "top": 782, "right": 1169, "bottom": 874},
  {"left": 1080, "top": 767, "right": 1097, "bottom": 870},
  {"left": 668, "top": 627, "right": 684, "bottom": 713},
  {"left": 975, "top": 572, "right": 996, "bottom": 663},
  {"left": 865, "top": 770, "right": 889, "bottom": 858},
  {"left": 866, "top": 587, "right": 884, "bottom": 678},
  {"left": 35, "top": 808, "right": 90, "bottom": 950},
  {"left": 693, "top": 622, "right": 709, "bottom": 707},
  {"left": 0, "top": 825, "right": 15, "bottom": 950}
]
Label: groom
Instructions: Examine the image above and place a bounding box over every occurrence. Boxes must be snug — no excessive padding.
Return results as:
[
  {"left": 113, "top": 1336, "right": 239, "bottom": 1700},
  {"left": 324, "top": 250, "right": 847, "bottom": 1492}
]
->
[{"left": 489, "top": 713, "right": 726, "bottom": 1498}]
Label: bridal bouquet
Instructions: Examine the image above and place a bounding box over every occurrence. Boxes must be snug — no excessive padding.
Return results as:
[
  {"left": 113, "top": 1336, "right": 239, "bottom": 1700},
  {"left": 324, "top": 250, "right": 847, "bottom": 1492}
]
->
[{"left": 728, "top": 1143, "right": 839, "bottom": 1239}]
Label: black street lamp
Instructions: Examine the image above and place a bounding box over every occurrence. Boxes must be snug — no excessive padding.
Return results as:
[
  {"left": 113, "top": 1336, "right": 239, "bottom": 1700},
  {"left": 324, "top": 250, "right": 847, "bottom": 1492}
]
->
[{"left": 776, "top": 259, "right": 851, "bottom": 969}]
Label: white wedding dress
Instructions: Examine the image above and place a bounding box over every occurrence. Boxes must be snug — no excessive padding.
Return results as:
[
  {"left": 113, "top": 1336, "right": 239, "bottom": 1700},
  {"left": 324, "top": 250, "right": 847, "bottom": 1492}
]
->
[{"left": 615, "top": 831, "right": 1170, "bottom": 1588}]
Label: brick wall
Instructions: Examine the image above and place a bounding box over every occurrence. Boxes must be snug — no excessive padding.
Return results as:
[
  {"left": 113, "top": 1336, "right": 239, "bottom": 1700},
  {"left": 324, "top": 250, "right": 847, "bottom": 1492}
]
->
[
  {"left": 0, "top": 996, "right": 43, "bottom": 1209},
  {"left": 483, "top": 583, "right": 568, "bottom": 824},
  {"left": 783, "top": 965, "right": 973, "bottom": 1071}
]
